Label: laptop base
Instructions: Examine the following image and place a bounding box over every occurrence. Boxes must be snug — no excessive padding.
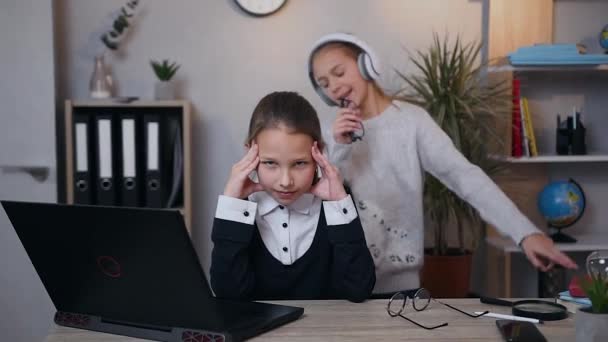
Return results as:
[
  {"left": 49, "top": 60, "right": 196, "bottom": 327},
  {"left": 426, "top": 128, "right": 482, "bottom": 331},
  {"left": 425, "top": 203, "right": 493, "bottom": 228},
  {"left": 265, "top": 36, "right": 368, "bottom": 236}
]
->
[{"left": 55, "top": 311, "right": 230, "bottom": 342}]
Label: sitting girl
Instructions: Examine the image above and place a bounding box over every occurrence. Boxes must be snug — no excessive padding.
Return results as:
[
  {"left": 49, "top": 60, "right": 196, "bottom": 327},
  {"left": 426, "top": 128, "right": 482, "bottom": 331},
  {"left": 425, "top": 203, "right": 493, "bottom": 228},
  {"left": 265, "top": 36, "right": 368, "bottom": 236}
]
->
[{"left": 210, "top": 91, "right": 375, "bottom": 302}]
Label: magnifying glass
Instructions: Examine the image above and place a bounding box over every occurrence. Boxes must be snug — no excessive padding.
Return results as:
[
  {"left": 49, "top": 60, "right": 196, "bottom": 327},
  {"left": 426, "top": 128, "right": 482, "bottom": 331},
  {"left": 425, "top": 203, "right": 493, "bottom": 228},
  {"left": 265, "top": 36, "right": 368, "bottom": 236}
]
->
[{"left": 480, "top": 296, "right": 569, "bottom": 321}]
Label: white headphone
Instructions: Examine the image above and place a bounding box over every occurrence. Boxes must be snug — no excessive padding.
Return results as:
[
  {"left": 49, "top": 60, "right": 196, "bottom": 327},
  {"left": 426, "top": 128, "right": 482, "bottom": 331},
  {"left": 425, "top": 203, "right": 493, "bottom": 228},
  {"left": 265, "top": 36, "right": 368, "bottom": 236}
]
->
[{"left": 308, "top": 33, "right": 382, "bottom": 106}]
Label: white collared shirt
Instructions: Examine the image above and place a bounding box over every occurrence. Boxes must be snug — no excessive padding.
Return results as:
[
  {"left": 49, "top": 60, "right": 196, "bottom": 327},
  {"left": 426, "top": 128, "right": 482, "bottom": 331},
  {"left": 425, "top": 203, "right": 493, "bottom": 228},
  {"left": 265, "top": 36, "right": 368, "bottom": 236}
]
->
[{"left": 215, "top": 192, "right": 358, "bottom": 265}]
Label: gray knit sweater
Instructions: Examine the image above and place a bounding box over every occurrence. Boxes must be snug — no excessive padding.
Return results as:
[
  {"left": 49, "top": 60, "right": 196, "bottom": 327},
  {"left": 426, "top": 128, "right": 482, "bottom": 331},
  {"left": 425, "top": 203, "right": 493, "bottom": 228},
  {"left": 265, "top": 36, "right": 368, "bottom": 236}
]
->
[{"left": 325, "top": 100, "right": 540, "bottom": 294}]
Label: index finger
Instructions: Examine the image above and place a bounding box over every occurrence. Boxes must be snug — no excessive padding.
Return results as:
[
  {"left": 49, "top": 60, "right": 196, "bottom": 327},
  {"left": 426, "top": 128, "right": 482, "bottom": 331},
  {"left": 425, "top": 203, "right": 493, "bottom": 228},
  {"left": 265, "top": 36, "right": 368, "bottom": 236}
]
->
[
  {"left": 311, "top": 142, "right": 328, "bottom": 166},
  {"left": 549, "top": 251, "right": 578, "bottom": 269},
  {"left": 237, "top": 143, "right": 259, "bottom": 166}
]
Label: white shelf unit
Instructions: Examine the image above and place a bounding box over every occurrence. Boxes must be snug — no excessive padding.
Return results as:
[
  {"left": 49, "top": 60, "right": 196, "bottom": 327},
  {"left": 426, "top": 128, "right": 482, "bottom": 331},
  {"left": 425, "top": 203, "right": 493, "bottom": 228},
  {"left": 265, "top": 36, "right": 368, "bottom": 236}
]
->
[
  {"left": 504, "top": 154, "right": 608, "bottom": 163},
  {"left": 487, "top": 234, "right": 608, "bottom": 253},
  {"left": 485, "top": 63, "right": 608, "bottom": 298}
]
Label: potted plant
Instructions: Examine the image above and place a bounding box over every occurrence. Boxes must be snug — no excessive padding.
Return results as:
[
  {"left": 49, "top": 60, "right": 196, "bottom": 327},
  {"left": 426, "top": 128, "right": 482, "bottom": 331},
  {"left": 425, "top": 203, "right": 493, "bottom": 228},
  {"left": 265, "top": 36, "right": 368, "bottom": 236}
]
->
[
  {"left": 150, "top": 59, "right": 181, "bottom": 100},
  {"left": 395, "top": 34, "right": 511, "bottom": 297},
  {"left": 576, "top": 251, "right": 608, "bottom": 341}
]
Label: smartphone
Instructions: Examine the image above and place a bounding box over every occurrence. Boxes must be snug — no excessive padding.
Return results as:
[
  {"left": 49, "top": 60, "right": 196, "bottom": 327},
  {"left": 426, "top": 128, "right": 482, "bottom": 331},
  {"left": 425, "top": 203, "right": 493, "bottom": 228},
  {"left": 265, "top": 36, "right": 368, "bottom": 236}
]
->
[{"left": 496, "top": 320, "right": 547, "bottom": 342}]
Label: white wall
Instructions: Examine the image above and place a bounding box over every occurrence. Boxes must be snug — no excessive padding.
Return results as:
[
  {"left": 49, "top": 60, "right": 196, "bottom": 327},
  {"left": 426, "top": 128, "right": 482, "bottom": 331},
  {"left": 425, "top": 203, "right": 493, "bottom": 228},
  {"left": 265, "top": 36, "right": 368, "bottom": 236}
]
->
[
  {"left": 54, "top": 0, "right": 484, "bottom": 273},
  {"left": 0, "top": 1, "right": 57, "bottom": 341}
]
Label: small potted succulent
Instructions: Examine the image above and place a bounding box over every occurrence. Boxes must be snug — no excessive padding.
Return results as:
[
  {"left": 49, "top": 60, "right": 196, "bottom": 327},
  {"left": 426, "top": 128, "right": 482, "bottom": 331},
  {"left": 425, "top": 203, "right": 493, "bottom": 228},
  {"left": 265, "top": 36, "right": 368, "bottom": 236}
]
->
[
  {"left": 150, "top": 59, "right": 181, "bottom": 100},
  {"left": 576, "top": 250, "right": 608, "bottom": 341}
]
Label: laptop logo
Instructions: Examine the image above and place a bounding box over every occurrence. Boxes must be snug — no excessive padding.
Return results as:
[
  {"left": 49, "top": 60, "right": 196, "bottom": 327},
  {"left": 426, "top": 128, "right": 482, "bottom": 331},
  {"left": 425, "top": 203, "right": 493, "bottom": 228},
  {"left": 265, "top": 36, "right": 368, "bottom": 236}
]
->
[{"left": 96, "top": 256, "right": 121, "bottom": 278}]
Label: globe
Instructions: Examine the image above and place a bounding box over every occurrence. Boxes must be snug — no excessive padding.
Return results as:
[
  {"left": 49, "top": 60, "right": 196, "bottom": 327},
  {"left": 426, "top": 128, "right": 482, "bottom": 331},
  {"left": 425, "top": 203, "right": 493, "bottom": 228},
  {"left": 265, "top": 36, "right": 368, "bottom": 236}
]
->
[
  {"left": 537, "top": 179, "right": 586, "bottom": 243},
  {"left": 600, "top": 24, "right": 608, "bottom": 51}
]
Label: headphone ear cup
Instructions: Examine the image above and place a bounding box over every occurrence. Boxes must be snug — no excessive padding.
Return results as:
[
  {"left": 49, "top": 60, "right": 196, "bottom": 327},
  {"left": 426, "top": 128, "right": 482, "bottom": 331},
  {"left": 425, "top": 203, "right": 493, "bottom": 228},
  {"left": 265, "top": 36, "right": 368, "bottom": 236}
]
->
[
  {"left": 358, "top": 52, "right": 380, "bottom": 81},
  {"left": 357, "top": 53, "right": 372, "bottom": 81}
]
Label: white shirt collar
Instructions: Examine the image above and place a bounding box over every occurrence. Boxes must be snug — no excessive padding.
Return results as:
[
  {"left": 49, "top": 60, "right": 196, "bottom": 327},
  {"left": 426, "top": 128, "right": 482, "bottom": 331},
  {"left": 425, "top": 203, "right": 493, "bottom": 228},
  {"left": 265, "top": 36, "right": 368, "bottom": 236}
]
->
[{"left": 250, "top": 191, "right": 315, "bottom": 216}]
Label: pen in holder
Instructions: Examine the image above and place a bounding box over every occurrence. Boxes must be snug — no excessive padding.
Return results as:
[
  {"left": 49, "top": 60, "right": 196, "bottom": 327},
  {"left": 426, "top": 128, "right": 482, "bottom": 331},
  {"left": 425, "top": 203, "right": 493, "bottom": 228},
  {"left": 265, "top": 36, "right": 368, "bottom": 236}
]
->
[{"left": 556, "top": 113, "right": 586, "bottom": 155}]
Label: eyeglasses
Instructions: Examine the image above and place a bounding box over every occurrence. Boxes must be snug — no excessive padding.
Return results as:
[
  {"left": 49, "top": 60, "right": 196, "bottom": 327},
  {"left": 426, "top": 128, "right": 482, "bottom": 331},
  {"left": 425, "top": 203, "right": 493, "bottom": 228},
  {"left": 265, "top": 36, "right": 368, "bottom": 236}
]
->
[{"left": 386, "top": 288, "right": 489, "bottom": 330}]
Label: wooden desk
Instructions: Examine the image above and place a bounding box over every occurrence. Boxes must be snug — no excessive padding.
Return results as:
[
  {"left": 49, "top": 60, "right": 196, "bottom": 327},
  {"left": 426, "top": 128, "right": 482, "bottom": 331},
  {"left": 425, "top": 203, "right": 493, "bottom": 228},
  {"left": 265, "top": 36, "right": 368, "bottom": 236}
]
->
[{"left": 46, "top": 299, "right": 574, "bottom": 341}]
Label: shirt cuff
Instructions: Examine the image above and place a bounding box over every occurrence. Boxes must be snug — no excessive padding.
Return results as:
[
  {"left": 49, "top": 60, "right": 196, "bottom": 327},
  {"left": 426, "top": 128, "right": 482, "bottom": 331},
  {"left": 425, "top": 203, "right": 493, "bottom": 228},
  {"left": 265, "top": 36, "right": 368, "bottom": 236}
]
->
[
  {"left": 323, "top": 194, "right": 357, "bottom": 225},
  {"left": 215, "top": 195, "right": 257, "bottom": 225}
]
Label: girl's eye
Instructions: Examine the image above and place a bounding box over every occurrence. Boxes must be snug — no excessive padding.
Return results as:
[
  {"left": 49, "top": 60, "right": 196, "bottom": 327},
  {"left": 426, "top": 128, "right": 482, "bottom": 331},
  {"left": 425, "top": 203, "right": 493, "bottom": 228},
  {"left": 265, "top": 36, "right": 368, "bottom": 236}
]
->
[
  {"left": 295, "top": 161, "right": 308, "bottom": 167},
  {"left": 262, "top": 161, "right": 276, "bottom": 166}
]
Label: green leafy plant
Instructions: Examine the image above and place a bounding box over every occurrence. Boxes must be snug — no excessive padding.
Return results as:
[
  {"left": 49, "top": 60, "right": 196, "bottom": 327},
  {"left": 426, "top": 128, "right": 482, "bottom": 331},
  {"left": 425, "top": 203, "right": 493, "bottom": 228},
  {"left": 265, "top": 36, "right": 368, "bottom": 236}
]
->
[
  {"left": 580, "top": 273, "right": 608, "bottom": 313},
  {"left": 101, "top": 0, "right": 140, "bottom": 50},
  {"left": 150, "top": 59, "right": 181, "bottom": 81},
  {"left": 395, "top": 33, "right": 511, "bottom": 256}
]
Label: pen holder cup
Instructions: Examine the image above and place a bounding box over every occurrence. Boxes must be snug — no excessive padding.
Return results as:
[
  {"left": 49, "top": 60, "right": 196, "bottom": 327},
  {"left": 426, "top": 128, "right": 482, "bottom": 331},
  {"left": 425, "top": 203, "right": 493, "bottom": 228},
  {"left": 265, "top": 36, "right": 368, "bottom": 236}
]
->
[
  {"left": 556, "top": 128, "right": 570, "bottom": 155},
  {"left": 555, "top": 126, "right": 586, "bottom": 155},
  {"left": 571, "top": 126, "right": 586, "bottom": 155}
]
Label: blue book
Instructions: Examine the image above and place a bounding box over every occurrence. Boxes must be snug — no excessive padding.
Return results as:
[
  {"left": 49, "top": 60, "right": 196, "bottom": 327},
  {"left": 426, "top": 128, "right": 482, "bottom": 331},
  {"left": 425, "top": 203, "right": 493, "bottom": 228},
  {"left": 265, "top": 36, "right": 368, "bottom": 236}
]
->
[
  {"left": 508, "top": 44, "right": 608, "bottom": 65},
  {"left": 558, "top": 290, "right": 591, "bottom": 306}
]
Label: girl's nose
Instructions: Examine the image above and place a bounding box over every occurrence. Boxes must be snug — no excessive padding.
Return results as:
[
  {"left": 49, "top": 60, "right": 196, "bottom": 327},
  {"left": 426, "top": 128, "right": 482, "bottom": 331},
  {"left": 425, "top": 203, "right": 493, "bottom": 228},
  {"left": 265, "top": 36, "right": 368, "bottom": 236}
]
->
[{"left": 279, "top": 171, "right": 293, "bottom": 188}]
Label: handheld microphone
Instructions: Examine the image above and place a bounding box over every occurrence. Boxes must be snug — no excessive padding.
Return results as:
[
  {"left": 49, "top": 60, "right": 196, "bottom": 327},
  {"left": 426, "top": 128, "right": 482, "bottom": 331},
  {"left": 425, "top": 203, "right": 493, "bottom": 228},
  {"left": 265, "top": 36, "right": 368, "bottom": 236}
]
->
[{"left": 340, "top": 98, "right": 364, "bottom": 142}]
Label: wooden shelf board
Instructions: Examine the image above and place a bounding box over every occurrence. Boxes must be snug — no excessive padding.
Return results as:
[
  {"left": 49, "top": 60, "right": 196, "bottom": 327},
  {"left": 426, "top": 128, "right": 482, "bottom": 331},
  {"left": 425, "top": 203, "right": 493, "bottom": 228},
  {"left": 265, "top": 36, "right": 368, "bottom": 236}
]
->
[{"left": 70, "top": 99, "right": 188, "bottom": 108}]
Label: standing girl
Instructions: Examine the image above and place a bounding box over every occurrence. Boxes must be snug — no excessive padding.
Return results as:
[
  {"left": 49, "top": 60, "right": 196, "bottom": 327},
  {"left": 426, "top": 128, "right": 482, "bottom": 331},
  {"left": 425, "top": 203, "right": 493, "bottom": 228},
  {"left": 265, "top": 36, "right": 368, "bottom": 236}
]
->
[
  {"left": 210, "top": 91, "right": 375, "bottom": 302},
  {"left": 307, "top": 33, "right": 577, "bottom": 295}
]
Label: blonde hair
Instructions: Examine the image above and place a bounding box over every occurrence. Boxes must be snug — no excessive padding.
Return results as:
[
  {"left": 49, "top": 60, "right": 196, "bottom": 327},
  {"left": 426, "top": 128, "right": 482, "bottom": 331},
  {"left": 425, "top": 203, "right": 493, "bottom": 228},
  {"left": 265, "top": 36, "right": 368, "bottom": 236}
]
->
[{"left": 312, "top": 42, "right": 391, "bottom": 100}]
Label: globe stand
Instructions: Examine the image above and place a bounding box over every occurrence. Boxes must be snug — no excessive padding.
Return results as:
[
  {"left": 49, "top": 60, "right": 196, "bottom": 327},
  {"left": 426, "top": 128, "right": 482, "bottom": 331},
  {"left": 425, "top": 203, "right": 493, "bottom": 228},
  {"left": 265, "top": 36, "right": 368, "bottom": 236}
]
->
[{"left": 549, "top": 228, "right": 577, "bottom": 243}]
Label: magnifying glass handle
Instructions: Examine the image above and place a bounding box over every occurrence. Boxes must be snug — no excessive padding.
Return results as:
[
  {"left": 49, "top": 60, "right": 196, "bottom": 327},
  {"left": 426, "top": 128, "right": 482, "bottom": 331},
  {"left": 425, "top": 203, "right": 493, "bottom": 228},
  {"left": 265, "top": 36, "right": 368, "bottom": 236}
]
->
[{"left": 480, "top": 296, "right": 514, "bottom": 307}]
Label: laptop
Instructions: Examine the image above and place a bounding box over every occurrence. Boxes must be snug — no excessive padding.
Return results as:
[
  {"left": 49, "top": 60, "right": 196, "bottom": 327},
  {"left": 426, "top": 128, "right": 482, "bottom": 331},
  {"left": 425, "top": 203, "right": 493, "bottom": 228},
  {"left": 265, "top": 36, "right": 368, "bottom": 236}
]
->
[{"left": 1, "top": 201, "right": 304, "bottom": 342}]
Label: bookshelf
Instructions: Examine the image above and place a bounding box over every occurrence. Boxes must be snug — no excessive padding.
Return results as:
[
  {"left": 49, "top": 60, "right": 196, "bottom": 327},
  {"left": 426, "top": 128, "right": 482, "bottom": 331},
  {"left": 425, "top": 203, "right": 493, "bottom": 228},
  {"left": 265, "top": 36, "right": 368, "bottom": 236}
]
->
[
  {"left": 489, "top": 64, "right": 608, "bottom": 163},
  {"left": 487, "top": 64, "right": 608, "bottom": 298},
  {"left": 64, "top": 100, "right": 192, "bottom": 233}
]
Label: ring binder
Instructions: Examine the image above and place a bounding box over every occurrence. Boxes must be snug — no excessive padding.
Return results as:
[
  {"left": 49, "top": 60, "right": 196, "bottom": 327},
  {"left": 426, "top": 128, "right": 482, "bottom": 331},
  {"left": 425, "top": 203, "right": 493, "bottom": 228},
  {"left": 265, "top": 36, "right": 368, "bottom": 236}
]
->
[
  {"left": 95, "top": 115, "right": 116, "bottom": 205},
  {"left": 143, "top": 114, "right": 163, "bottom": 208},
  {"left": 73, "top": 114, "right": 94, "bottom": 204},
  {"left": 119, "top": 116, "right": 140, "bottom": 207}
]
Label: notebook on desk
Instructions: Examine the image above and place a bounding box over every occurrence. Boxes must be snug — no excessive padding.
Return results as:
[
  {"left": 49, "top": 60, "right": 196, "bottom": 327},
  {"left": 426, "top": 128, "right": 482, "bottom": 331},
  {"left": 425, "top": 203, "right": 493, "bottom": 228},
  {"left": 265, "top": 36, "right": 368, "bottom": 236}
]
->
[{"left": 1, "top": 201, "right": 303, "bottom": 342}]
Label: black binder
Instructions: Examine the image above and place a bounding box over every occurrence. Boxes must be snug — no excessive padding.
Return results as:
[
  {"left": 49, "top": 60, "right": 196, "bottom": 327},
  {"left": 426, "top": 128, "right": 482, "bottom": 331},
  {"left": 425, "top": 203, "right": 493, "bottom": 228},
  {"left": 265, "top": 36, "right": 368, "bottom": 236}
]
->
[
  {"left": 94, "top": 114, "right": 117, "bottom": 205},
  {"left": 72, "top": 114, "right": 94, "bottom": 204},
  {"left": 118, "top": 114, "right": 140, "bottom": 207},
  {"left": 164, "top": 116, "right": 183, "bottom": 208},
  {"left": 143, "top": 114, "right": 163, "bottom": 208}
]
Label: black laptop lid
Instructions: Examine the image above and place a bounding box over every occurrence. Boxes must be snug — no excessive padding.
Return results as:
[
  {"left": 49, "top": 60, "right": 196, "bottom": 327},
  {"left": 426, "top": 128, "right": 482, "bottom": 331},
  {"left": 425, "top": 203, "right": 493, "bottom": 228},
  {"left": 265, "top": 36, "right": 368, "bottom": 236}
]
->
[
  {"left": 1, "top": 201, "right": 302, "bottom": 339},
  {"left": 1, "top": 201, "right": 229, "bottom": 328}
]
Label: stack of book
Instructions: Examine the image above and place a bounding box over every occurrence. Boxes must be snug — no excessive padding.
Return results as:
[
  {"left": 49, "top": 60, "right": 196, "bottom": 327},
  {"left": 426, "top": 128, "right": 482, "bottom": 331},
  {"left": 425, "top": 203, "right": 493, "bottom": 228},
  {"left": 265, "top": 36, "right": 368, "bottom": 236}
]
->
[
  {"left": 511, "top": 78, "right": 538, "bottom": 158},
  {"left": 557, "top": 290, "right": 591, "bottom": 314}
]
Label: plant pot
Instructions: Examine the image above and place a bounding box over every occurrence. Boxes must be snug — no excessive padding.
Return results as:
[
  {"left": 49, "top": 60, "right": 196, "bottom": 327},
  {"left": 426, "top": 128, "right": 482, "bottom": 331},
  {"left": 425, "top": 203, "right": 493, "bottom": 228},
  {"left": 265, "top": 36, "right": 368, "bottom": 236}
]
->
[
  {"left": 421, "top": 249, "right": 472, "bottom": 298},
  {"left": 154, "top": 81, "right": 175, "bottom": 100},
  {"left": 576, "top": 306, "right": 608, "bottom": 342}
]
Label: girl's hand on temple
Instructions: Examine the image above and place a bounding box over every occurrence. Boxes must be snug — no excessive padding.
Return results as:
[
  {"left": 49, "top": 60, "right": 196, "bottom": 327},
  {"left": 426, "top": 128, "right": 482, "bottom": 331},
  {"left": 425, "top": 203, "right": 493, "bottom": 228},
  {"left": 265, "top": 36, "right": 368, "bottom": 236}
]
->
[
  {"left": 310, "top": 141, "right": 348, "bottom": 201},
  {"left": 520, "top": 233, "right": 578, "bottom": 272},
  {"left": 333, "top": 106, "right": 363, "bottom": 144},
  {"left": 223, "top": 143, "right": 264, "bottom": 199}
]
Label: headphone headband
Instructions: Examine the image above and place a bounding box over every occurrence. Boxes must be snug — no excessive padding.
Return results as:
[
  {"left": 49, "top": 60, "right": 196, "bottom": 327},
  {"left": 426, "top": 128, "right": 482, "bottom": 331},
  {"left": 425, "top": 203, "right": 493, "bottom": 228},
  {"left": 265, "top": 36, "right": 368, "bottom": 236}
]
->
[{"left": 307, "top": 33, "right": 381, "bottom": 106}]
